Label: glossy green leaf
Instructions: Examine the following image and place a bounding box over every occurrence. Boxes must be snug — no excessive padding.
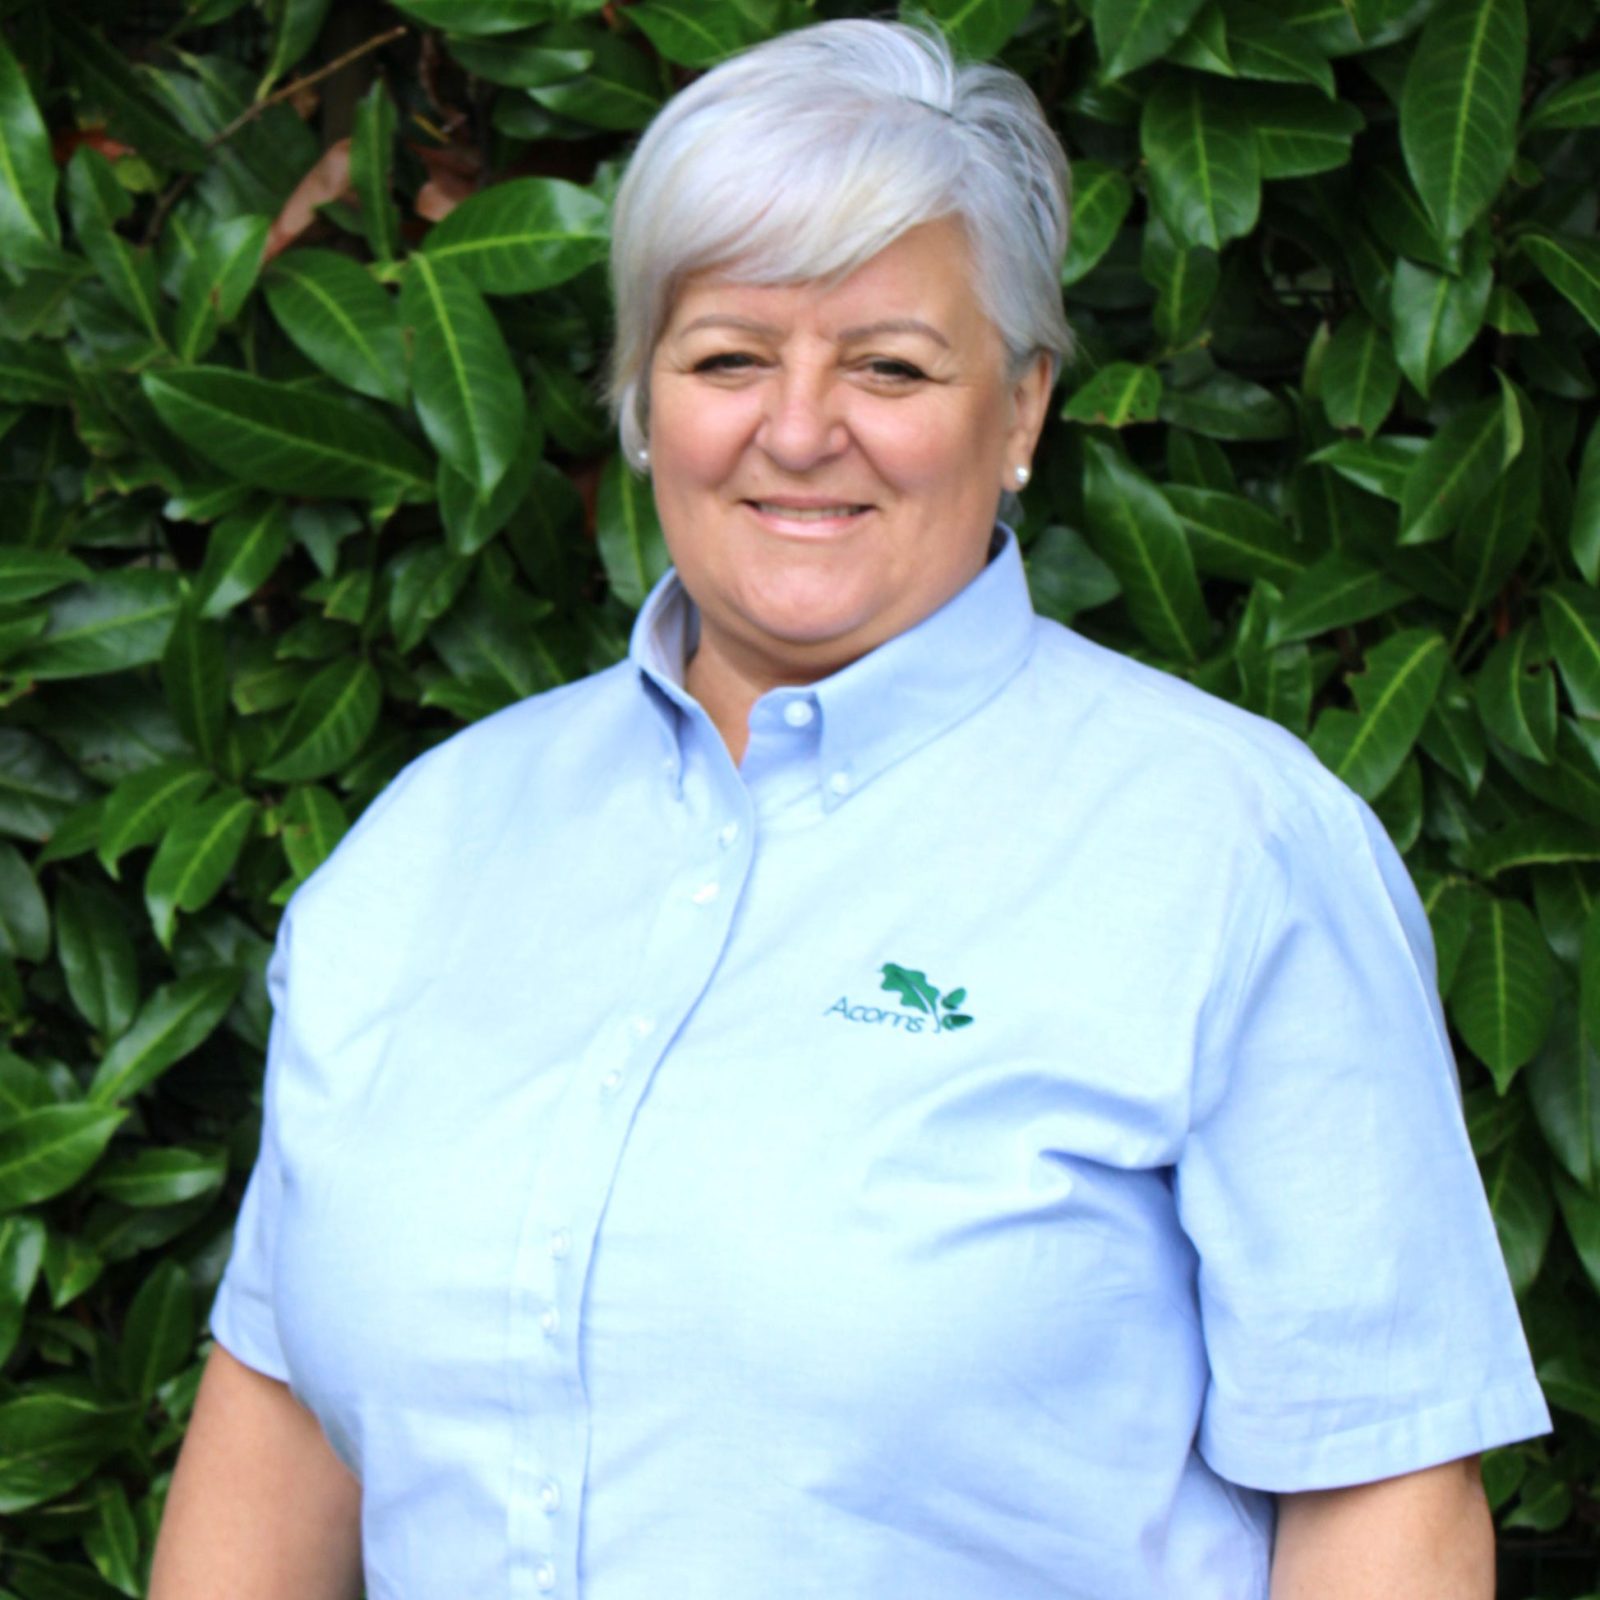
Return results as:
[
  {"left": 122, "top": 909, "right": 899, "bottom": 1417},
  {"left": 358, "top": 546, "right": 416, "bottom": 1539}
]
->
[
  {"left": 1061, "top": 363, "right": 1163, "bottom": 427},
  {"left": 401, "top": 254, "right": 526, "bottom": 498},
  {"left": 261, "top": 0, "right": 331, "bottom": 89},
  {"left": 280, "top": 784, "right": 348, "bottom": 882},
  {"left": 144, "top": 792, "right": 256, "bottom": 948},
  {"left": 1543, "top": 583, "right": 1600, "bottom": 720},
  {"left": 1308, "top": 435, "right": 1424, "bottom": 501},
  {"left": 173, "top": 213, "right": 270, "bottom": 363},
  {"left": 0, "top": 1385, "right": 138, "bottom": 1514},
  {"left": 97, "top": 762, "right": 213, "bottom": 878},
  {"left": 1163, "top": 484, "right": 1305, "bottom": 583},
  {"left": 630, "top": 0, "right": 764, "bottom": 65},
  {"left": 55, "top": 877, "right": 137, "bottom": 1040},
  {"left": 597, "top": 453, "right": 670, "bottom": 612},
  {"left": 387, "top": 544, "right": 472, "bottom": 654},
  {"left": 527, "top": 31, "right": 663, "bottom": 131},
  {"left": 1080, "top": 437, "right": 1209, "bottom": 662},
  {"left": 0, "top": 549, "right": 91, "bottom": 605},
  {"left": 1024, "top": 526, "right": 1120, "bottom": 625},
  {"left": 421, "top": 177, "right": 610, "bottom": 295},
  {"left": 1141, "top": 216, "right": 1219, "bottom": 346},
  {"left": 263, "top": 250, "right": 407, "bottom": 406},
  {"left": 0, "top": 1051, "right": 54, "bottom": 1120},
  {"left": 0, "top": 1105, "right": 127, "bottom": 1210},
  {"left": 390, "top": 0, "right": 553, "bottom": 33},
  {"left": 161, "top": 604, "right": 227, "bottom": 765},
  {"left": 1554, "top": 1170, "right": 1600, "bottom": 1298},
  {"left": 1265, "top": 552, "right": 1411, "bottom": 644},
  {"left": 0, "top": 337, "right": 74, "bottom": 404},
  {"left": 0, "top": 731, "right": 97, "bottom": 846},
  {"left": 1528, "top": 989, "right": 1600, "bottom": 1190},
  {"left": 1572, "top": 415, "right": 1600, "bottom": 585},
  {"left": 1399, "top": 0, "right": 1527, "bottom": 245},
  {"left": 1483, "top": 1141, "right": 1553, "bottom": 1295},
  {"left": 1522, "top": 232, "right": 1600, "bottom": 336},
  {"left": 1061, "top": 161, "right": 1133, "bottom": 286},
  {"left": 1093, "top": 0, "right": 1210, "bottom": 78},
  {"left": 1452, "top": 404, "right": 1540, "bottom": 615},
  {"left": 85, "top": 1479, "right": 142, "bottom": 1598},
  {"left": 51, "top": 17, "right": 207, "bottom": 170},
  {"left": 1308, "top": 628, "right": 1449, "bottom": 798},
  {"left": 0, "top": 1215, "right": 45, "bottom": 1365},
  {"left": 1322, "top": 312, "right": 1400, "bottom": 437},
  {"left": 1251, "top": 85, "right": 1364, "bottom": 177},
  {"left": 1159, "top": 369, "right": 1290, "bottom": 439},
  {"left": 1451, "top": 898, "right": 1557, "bottom": 1087},
  {"left": 446, "top": 31, "right": 592, "bottom": 86},
  {"left": 1477, "top": 623, "right": 1558, "bottom": 762},
  {"left": 258, "top": 657, "right": 382, "bottom": 782},
  {"left": 1498, "top": 720, "right": 1600, "bottom": 829},
  {"left": 1142, "top": 74, "right": 1262, "bottom": 250},
  {"left": 66, "top": 146, "right": 165, "bottom": 345},
  {"left": 0, "top": 842, "right": 48, "bottom": 963},
  {"left": 1524, "top": 69, "right": 1600, "bottom": 132},
  {"left": 1420, "top": 689, "right": 1488, "bottom": 796},
  {"left": 1399, "top": 374, "right": 1523, "bottom": 545},
  {"left": 1472, "top": 814, "right": 1600, "bottom": 877},
  {"left": 439, "top": 413, "right": 543, "bottom": 558},
  {"left": 93, "top": 1144, "right": 226, "bottom": 1208},
  {"left": 1389, "top": 245, "right": 1493, "bottom": 397},
  {"left": 14, "top": 570, "right": 182, "bottom": 681},
  {"left": 1219, "top": 2, "right": 1335, "bottom": 94},
  {"left": 351, "top": 80, "right": 400, "bottom": 263},
  {"left": 87, "top": 969, "right": 241, "bottom": 1105},
  {"left": 193, "top": 499, "right": 291, "bottom": 619},
  {"left": 120, "top": 1258, "right": 195, "bottom": 1400},
  {"left": 141, "top": 367, "right": 431, "bottom": 500},
  {"left": 0, "top": 33, "right": 61, "bottom": 267}
]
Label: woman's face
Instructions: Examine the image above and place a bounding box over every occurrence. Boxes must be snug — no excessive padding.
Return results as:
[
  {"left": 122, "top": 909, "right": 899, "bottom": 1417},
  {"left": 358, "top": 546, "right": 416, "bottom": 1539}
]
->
[{"left": 647, "top": 217, "right": 1052, "bottom": 690}]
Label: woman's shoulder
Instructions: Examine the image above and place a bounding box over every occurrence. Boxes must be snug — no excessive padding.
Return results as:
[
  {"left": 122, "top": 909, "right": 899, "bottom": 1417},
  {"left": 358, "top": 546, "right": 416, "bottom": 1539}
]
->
[{"left": 1022, "top": 616, "right": 1371, "bottom": 846}]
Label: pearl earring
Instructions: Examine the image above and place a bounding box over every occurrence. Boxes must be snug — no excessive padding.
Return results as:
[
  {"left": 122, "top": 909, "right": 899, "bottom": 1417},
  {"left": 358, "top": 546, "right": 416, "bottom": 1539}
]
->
[
  {"left": 636, "top": 446, "right": 650, "bottom": 469},
  {"left": 1014, "top": 464, "right": 1030, "bottom": 489}
]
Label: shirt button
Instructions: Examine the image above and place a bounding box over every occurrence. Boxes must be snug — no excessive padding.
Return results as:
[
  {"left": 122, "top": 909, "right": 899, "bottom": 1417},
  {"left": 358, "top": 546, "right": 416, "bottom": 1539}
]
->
[
  {"left": 828, "top": 771, "right": 851, "bottom": 796},
  {"left": 717, "top": 820, "right": 740, "bottom": 848},
  {"left": 600, "top": 1069, "right": 622, "bottom": 1094},
  {"left": 540, "top": 1479, "right": 561, "bottom": 1514},
  {"left": 631, "top": 1016, "right": 656, "bottom": 1038},
  {"left": 539, "top": 1307, "right": 559, "bottom": 1337},
  {"left": 783, "top": 700, "right": 815, "bottom": 728},
  {"left": 549, "top": 1228, "right": 570, "bottom": 1260},
  {"left": 535, "top": 1561, "right": 556, "bottom": 1591},
  {"left": 690, "top": 881, "right": 720, "bottom": 905}
]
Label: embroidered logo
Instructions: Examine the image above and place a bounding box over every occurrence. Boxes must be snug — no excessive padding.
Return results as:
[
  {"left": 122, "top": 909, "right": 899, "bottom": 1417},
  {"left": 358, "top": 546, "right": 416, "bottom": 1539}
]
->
[{"left": 824, "top": 962, "right": 975, "bottom": 1036}]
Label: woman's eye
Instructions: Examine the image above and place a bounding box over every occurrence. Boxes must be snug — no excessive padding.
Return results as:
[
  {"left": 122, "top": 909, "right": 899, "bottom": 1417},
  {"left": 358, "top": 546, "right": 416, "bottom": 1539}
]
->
[
  {"left": 866, "top": 359, "right": 926, "bottom": 381},
  {"left": 692, "top": 352, "right": 758, "bottom": 373}
]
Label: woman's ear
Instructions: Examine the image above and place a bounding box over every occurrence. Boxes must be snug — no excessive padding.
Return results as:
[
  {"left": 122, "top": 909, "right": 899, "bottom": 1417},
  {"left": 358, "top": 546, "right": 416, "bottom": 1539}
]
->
[{"left": 1005, "top": 351, "right": 1055, "bottom": 482}]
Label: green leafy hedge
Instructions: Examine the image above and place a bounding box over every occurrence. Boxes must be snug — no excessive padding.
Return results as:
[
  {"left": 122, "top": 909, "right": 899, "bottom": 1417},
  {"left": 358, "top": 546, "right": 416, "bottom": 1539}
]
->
[{"left": 0, "top": 0, "right": 1598, "bottom": 1593}]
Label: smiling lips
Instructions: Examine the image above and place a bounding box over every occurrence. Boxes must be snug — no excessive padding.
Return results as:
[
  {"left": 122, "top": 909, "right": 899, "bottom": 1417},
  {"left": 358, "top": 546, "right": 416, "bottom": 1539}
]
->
[{"left": 744, "top": 498, "right": 874, "bottom": 531}]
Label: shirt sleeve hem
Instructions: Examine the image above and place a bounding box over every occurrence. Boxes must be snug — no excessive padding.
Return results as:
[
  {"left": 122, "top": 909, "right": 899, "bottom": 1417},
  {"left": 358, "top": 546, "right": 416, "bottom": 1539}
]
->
[
  {"left": 209, "top": 1284, "right": 292, "bottom": 1385},
  {"left": 1200, "top": 1376, "right": 1553, "bottom": 1493}
]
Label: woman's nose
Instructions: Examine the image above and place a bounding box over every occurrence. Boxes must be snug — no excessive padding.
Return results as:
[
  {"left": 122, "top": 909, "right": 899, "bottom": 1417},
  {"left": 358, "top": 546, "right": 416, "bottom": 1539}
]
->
[{"left": 755, "top": 367, "right": 849, "bottom": 471}]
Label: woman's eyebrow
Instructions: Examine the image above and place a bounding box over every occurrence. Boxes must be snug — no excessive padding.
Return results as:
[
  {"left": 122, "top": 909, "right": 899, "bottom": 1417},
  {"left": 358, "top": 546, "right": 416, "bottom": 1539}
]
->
[
  {"left": 837, "top": 318, "right": 950, "bottom": 348},
  {"left": 677, "top": 314, "right": 783, "bottom": 337}
]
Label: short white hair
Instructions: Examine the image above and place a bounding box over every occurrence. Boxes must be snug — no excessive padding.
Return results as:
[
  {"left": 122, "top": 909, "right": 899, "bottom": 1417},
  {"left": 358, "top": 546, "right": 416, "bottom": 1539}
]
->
[{"left": 606, "top": 18, "right": 1072, "bottom": 462}]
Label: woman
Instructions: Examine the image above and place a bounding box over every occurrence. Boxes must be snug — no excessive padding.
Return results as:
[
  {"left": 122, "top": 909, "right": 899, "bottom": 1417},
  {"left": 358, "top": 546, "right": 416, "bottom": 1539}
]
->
[{"left": 151, "top": 20, "right": 1548, "bottom": 1600}]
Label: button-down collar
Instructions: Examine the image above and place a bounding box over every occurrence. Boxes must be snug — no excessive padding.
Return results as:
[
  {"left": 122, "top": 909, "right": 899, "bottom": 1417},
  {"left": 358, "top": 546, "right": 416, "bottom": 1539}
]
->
[{"left": 629, "top": 526, "right": 1035, "bottom": 808}]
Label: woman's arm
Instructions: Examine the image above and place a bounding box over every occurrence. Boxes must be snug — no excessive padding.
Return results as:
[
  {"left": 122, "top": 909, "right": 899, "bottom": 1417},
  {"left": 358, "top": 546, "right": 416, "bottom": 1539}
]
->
[
  {"left": 1270, "top": 1456, "right": 1494, "bottom": 1600},
  {"left": 149, "top": 1344, "right": 363, "bottom": 1600}
]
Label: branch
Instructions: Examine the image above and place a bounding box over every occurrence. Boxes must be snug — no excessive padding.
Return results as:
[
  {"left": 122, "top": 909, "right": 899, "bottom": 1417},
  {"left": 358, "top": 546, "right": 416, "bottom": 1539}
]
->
[
  {"left": 208, "top": 25, "right": 408, "bottom": 149},
  {"left": 143, "top": 24, "right": 408, "bottom": 245}
]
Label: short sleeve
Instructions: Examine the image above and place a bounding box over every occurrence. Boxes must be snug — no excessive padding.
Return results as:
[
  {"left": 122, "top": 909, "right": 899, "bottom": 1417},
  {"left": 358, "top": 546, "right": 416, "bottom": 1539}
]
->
[
  {"left": 208, "top": 918, "right": 294, "bottom": 1383},
  {"left": 1176, "top": 784, "right": 1550, "bottom": 1492}
]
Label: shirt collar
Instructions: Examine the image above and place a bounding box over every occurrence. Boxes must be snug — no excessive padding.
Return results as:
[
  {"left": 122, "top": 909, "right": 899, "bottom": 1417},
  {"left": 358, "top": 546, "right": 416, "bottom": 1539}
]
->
[{"left": 629, "top": 526, "right": 1037, "bottom": 808}]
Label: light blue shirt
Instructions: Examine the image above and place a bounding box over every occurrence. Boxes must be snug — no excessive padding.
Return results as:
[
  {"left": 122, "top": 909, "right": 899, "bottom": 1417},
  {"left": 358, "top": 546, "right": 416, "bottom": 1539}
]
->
[{"left": 213, "top": 530, "right": 1548, "bottom": 1600}]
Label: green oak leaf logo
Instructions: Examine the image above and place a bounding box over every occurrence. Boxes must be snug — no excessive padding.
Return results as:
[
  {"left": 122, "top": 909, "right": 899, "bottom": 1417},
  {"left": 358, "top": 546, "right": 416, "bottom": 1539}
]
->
[{"left": 879, "top": 962, "right": 975, "bottom": 1032}]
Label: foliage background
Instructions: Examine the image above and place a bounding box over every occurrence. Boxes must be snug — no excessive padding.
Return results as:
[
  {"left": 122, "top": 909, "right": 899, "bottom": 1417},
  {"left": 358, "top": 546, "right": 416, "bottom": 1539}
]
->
[{"left": 0, "top": 0, "right": 1597, "bottom": 1593}]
